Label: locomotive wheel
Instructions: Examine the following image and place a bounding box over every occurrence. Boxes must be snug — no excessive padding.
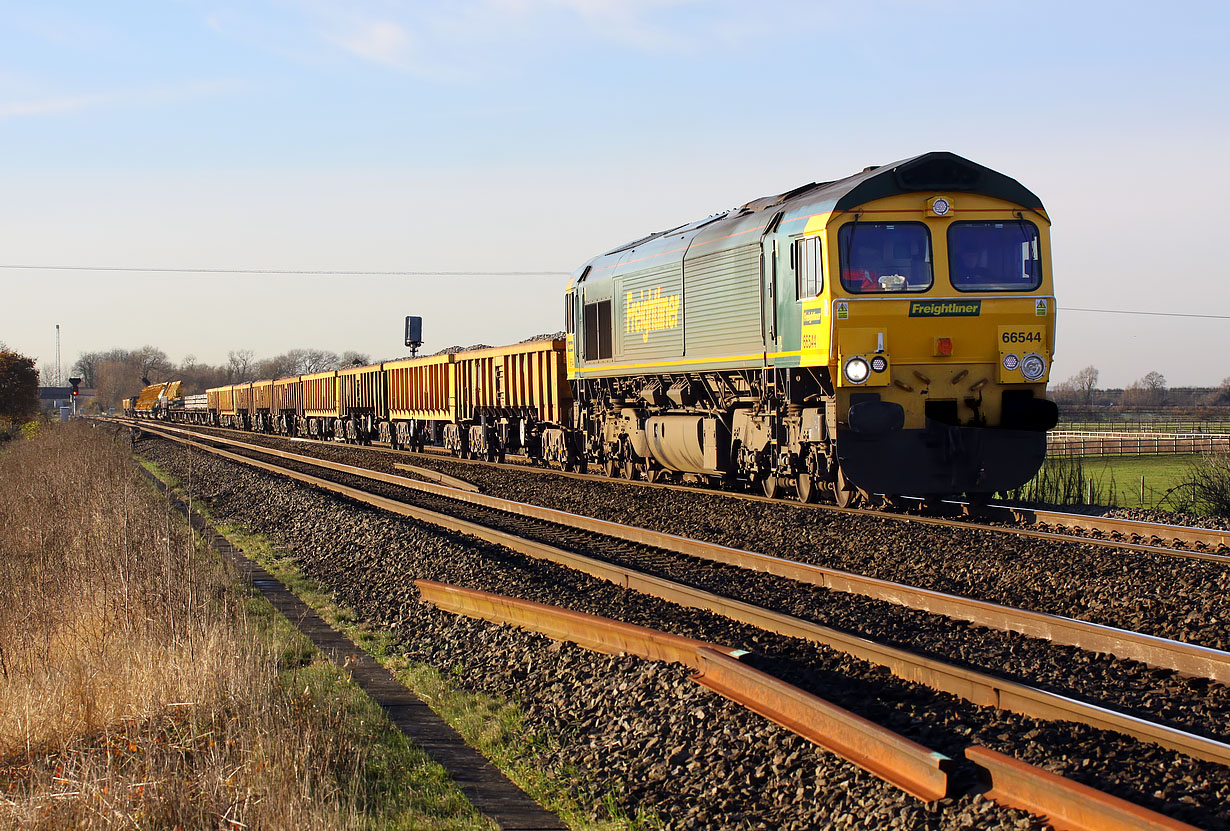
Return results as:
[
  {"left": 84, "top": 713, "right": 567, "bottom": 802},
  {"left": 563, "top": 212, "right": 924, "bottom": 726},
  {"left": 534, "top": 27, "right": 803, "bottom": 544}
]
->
[
  {"left": 965, "top": 492, "right": 991, "bottom": 516},
  {"left": 622, "top": 456, "right": 638, "bottom": 481},
  {"left": 796, "top": 472, "right": 818, "bottom": 504},
  {"left": 833, "top": 467, "right": 860, "bottom": 508},
  {"left": 761, "top": 475, "right": 781, "bottom": 499},
  {"left": 604, "top": 457, "right": 618, "bottom": 478}
]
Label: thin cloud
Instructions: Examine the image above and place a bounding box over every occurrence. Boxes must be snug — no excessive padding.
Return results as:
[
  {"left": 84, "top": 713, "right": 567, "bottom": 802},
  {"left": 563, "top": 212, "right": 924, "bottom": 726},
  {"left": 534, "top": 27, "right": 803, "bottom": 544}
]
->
[
  {"left": 328, "top": 18, "right": 413, "bottom": 69},
  {"left": 0, "top": 80, "right": 242, "bottom": 120}
]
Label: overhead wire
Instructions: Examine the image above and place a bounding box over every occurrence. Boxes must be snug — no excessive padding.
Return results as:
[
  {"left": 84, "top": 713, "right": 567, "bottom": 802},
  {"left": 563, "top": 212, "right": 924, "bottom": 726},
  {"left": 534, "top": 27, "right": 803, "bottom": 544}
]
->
[
  {"left": 2, "top": 264, "right": 1226, "bottom": 319},
  {"left": 0, "top": 264, "right": 570, "bottom": 276},
  {"left": 1063, "top": 307, "right": 1230, "bottom": 320}
]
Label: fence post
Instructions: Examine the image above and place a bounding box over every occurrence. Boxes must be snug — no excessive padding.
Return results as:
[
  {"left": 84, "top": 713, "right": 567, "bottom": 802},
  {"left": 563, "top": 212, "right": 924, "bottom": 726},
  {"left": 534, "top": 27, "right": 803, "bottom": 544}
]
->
[{"left": 1140, "top": 475, "right": 1145, "bottom": 505}]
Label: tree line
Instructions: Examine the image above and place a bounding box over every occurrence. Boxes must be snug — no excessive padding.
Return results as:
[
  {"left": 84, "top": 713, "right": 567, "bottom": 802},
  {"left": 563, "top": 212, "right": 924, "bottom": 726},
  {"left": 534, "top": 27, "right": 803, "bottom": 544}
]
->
[
  {"left": 71, "top": 346, "right": 371, "bottom": 410},
  {"left": 1052, "top": 365, "right": 1230, "bottom": 409}
]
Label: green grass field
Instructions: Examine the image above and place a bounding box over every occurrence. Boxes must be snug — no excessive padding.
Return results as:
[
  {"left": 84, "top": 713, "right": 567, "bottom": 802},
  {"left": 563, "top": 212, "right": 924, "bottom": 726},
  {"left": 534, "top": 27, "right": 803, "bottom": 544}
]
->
[
  {"left": 1009, "top": 453, "right": 1208, "bottom": 511},
  {"left": 1072, "top": 454, "right": 1201, "bottom": 510}
]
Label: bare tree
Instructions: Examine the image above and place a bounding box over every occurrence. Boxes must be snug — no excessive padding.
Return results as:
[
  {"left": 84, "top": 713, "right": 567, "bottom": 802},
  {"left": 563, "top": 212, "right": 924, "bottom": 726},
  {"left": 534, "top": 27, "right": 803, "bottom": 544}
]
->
[
  {"left": 132, "top": 345, "right": 170, "bottom": 381},
  {"left": 72, "top": 351, "right": 103, "bottom": 388},
  {"left": 1214, "top": 377, "right": 1230, "bottom": 406},
  {"left": 1123, "top": 371, "right": 1168, "bottom": 408},
  {"left": 227, "top": 349, "right": 256, "bottom": 383},
  {"left": 339, "top": 350, "right": 371, "bottom": 368},
  {"left": 1070, "top": 365, "right": 1099, "bottom": 405},
  {"left": 297, "top": 349, "right": 339, "bottom": 374}
]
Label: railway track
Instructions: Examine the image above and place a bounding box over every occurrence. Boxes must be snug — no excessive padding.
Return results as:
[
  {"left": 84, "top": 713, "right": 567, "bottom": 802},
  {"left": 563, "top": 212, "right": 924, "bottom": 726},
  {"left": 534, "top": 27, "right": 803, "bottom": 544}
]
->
[
  {"left": 126, "top": 419, "right": 1229, "bottom": 829},
  {"left": 123, "top": 417, "right": 1230, "bottom": 561},
  {"left": 114, "top": 419, "right": 1230, "bottom": 657}
]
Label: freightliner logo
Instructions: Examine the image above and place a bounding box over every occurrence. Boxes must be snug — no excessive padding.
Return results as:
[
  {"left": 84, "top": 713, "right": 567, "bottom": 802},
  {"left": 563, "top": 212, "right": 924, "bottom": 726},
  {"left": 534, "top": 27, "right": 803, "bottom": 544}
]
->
[{"left": 908, "top": 300, "right": 982, "bottom": 317}]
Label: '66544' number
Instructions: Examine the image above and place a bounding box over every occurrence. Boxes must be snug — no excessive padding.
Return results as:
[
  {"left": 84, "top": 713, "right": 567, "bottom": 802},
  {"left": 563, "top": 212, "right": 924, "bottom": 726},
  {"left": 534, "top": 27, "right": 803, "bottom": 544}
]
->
[{"left": 1002, "top": 331, "right": 1043, "bottom": 344}]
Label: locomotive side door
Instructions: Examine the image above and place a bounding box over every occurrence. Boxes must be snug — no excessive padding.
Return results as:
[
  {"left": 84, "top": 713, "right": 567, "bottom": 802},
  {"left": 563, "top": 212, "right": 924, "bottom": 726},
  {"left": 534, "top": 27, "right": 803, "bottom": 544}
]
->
[{"left": 760, "top": 211, "right": 786, "bottom": 354}]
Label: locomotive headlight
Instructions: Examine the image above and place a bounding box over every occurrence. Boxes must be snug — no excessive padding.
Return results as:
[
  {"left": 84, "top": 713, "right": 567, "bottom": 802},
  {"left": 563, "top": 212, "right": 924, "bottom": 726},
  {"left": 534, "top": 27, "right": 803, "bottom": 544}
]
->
[
  {"left": 1020, "top": 353, "right": 1047, "bottom": 381},
  {"left": 844, "top": 356, "right": 871, "bottom": 384}
]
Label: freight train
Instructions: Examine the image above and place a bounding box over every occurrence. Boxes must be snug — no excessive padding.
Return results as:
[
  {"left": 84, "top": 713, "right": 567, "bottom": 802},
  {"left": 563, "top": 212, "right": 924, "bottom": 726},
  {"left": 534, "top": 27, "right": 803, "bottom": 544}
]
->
[{"left": 130, "top": 152, "right": 1058, "bottom": 506}]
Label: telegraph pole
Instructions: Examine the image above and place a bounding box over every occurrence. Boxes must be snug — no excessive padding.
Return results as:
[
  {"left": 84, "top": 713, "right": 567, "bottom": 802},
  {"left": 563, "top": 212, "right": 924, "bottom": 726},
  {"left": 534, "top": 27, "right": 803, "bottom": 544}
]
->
[{"left": 55, "top": 324, "right": 62, "bottom": 386}]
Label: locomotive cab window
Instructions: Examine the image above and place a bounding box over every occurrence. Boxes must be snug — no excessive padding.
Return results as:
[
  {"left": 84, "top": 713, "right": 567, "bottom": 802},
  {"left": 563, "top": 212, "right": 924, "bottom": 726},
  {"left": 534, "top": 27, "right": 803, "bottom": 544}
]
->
[
  {"left": 794, "top": 236, "right": 823, "bottom": 298},
  {"left": 948, "top": 220, "right": 1042, "bottom": 292},
  {"left": 838, "top": 222, "right": 932, "bottom": 293},
  {"left": 565, "top": 292, "right": 575, "bottom": 334},
  {"left": 583, "top": 299, "right": 612, "bottom": 361}
]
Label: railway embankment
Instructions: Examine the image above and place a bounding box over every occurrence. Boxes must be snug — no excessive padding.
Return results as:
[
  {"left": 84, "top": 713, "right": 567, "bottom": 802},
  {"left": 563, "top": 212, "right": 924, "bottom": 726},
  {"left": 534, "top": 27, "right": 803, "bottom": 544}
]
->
[{"left": 0, "top": 423, "right": 490, "bottom": 830}]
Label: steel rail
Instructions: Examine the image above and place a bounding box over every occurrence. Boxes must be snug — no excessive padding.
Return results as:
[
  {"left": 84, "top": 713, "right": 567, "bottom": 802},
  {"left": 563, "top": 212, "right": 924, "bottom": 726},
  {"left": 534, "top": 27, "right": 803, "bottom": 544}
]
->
[
  {"left": 120, "top": 418, "right": 1230, "bottom": 561},
  {"left": 417, "top": 580, "right": 1199, "bottom": 827},
  {"left": 391, "top": 462, "right": 481, "bottom": 492},
  {"left": 131, "top": 422, "right": 1230, "bottom": 767},
  {"left": 964, "top": 746, "right": 1200, "bottom": 831},
  {"left": 404, "top": 429, "right": 1230, "bottom": 557},
  {"left": 1009, "top": 506, "right": 1229, "bottom": 551},
  {"left": 123, "top": 418, "right": 1230, "bottom": 684},
  {"left": 415, "top": 580, "right": 953, "bottom": 801},
  {"left": 415, "top": 579, "right": 743, "bottom": 669}
]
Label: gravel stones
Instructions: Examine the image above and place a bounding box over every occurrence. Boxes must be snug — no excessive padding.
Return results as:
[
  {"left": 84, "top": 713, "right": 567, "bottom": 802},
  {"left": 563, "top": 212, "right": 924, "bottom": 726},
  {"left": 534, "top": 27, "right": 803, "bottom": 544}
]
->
[{"left": 140, "top": 436, "right": 1230, "bottom": 829}]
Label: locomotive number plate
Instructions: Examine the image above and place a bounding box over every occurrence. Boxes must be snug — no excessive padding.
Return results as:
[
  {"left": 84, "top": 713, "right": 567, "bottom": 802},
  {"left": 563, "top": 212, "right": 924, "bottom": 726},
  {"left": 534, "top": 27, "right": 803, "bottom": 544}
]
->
[{"left": 1000, "top": 329, "right": 1045, "bottom": 346}]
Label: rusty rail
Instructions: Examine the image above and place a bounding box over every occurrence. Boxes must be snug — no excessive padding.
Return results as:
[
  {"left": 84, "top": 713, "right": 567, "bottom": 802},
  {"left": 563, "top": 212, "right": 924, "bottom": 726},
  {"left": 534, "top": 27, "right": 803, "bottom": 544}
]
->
[
  {"left": 965, "top": 746, "right": 1200, "bottom": 831},
  {"left": 131, "top": 423, "right": 1230, "bottom": 766},
  {"left": 691, "top": 647, "right": 951, "bottom": 802},
  {"left": 418, "top": 579, "right": 1198, "bottom": 825},
  {"left": 415, "top": 579, "right": 740, "bottom": 668},
  {"left": 416, "top": 580, "right": 952, "bottom": 802}
]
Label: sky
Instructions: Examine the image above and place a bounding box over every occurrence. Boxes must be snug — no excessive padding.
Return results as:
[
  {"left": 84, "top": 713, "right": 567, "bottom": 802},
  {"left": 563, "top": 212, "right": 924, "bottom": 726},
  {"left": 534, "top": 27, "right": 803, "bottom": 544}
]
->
[{"left": 1, "top": 0, "right": 1228, "bottom": 389}]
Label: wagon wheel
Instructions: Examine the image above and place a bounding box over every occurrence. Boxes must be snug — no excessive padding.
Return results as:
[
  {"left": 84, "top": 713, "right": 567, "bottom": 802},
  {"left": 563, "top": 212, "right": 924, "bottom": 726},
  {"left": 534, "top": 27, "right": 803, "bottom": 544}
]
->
[
  {"left": 832, "top": 466, "right": 860, "bottom": 508},
  {"left": 796, "top": 472, "right": 818, "bottom": 504},
  {"left": 964, "top": 492, "right": 991, "bottom": 516},
  {"left": 761, "top": 474, "right": 781, "bottom": 499}
]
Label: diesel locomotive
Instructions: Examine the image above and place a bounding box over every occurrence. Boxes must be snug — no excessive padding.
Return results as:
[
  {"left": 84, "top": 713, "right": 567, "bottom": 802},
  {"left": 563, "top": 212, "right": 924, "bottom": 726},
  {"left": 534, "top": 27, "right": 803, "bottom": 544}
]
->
[
  {"left": 135, "top": 152, "right": 1058, "bottom": 506},
  {"left": 565, "top": 151, "right": 1058, "bottom": 505}
]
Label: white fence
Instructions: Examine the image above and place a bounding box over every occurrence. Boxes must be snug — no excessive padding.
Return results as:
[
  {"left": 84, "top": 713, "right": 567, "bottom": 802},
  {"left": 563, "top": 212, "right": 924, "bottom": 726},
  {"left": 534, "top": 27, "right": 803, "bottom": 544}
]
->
[{"left": 1047, "top": 430, "right": 1230, "bottom": 457}]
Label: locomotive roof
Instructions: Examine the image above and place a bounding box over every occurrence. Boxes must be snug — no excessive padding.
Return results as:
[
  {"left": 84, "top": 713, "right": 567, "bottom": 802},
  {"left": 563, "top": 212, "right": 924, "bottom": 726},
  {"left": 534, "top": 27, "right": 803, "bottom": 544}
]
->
[{"left": 576, "top": 152, "right": 1044, "bottom": 283}]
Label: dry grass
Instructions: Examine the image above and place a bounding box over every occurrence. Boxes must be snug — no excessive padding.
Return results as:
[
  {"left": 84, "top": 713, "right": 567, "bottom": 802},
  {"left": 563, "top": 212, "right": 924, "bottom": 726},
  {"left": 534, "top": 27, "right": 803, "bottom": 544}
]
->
[{"left": 0, "top": 423, "right": 488, "bottom": 830}]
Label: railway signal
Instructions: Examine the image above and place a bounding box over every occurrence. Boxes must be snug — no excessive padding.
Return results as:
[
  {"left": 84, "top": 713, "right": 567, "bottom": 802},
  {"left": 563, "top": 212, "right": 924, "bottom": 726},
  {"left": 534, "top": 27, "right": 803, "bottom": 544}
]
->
[
  {"left": 69, "top": 377, "right": 81, "bottom": 415},
  {"left": 405, "top": 316, "right": 423, "bottom": 357}
]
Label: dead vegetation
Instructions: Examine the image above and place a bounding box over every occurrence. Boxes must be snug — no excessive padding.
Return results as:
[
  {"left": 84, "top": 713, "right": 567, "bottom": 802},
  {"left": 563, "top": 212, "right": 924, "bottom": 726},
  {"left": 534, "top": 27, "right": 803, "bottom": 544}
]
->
[{"left": 0, "top": 423, "right": 487, "bottom": 830}]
